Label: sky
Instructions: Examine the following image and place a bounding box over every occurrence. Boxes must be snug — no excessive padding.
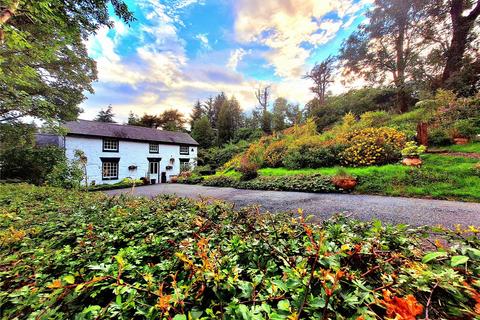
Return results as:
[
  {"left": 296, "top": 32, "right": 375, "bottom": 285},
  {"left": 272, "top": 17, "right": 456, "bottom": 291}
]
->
[{"left": 82, "top": 0, "right": 372, "bottom": 122}]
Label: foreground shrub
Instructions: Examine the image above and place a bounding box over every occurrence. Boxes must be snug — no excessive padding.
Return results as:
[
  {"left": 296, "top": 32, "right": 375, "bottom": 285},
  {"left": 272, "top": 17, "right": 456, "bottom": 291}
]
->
[
  {"left": 1, "top": 184, "right": 478, "bottom": 319},
  {"left": 89, "top": 177, "right": 143, "bottom": 191},
  {"left": 341, "top": 127, "right": 406, "bottom": 166}
]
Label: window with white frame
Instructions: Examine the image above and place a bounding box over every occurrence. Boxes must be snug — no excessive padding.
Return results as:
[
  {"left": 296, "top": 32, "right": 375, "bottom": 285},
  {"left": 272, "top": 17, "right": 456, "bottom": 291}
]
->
[
  {"left": 179, "top": 159, "right": 190, "bottom": 172},
  {"left": 179, "top": 145, "right": 189, "bottom": 155},
  {"left": 149, "top": 143, "right": 159, "bottom": 153},
  {"left": 102, "top": 138, "right": 119, "bottom": 152},
  {"left": 101, "top": 159, "right": 119, "bottom": 180}
]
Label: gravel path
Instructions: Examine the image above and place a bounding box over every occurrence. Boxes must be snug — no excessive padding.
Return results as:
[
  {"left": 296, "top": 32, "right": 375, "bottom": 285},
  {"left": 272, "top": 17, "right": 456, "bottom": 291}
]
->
[{"left": 105, "top": 184, "right": 480, "bottom": 228}]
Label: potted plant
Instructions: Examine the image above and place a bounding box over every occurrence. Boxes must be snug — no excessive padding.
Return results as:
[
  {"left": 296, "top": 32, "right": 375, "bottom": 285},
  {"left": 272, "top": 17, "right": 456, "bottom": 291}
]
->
[
  {"left": 401, "top": 141, "right": 426, "bottom": 166},
  {"left": 451, "top": 119, "right": 477, "bottom": 144},
  {"left": 331, "top": 168, "right": 357, "bottom": 191}
]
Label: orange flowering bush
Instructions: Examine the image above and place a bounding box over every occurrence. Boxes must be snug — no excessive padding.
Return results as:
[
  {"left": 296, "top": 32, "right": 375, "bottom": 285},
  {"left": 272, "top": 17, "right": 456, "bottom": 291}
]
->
[{"left": 340, "top": 127, "right": 407, "bottom": 166}]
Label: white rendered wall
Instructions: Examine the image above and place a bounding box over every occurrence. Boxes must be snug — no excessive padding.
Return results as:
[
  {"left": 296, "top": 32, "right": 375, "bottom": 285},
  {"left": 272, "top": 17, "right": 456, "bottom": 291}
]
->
[{"left": 65, "top": 136, "right": 197, "bottom": 185}]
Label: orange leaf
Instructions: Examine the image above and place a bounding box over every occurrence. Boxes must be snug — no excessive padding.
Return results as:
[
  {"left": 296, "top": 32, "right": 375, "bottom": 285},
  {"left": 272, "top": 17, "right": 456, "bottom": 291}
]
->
[
  {"left": 47, "top": 279, "right": 62, "bottom": 289},
  {"left": 380, "top": 290, "right": 423, "bottom": 320}
]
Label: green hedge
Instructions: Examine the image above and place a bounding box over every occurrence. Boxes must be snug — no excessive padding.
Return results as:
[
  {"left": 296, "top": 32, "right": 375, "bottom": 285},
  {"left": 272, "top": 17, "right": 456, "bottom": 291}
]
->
[
  {"left": 203, "top": 174, "right": 337, "bottom": 193},
  {"left": 0, "top": 184, "right": 479, "bottom": 319}
]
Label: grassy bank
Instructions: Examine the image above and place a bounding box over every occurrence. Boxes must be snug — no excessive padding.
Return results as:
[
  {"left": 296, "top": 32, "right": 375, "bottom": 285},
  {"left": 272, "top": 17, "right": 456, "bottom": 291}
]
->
[
  {"left": 199, "top": 151, "right": 480, "bottom": 202},
  {"left": 1, "top": 184, "right": 479, "bottom": 319}
]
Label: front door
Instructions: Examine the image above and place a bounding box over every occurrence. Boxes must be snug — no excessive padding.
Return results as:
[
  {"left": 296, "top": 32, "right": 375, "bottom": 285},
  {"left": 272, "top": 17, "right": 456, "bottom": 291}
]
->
[{"left": 148, "top": 159, "right": 160, "bottom": 184}]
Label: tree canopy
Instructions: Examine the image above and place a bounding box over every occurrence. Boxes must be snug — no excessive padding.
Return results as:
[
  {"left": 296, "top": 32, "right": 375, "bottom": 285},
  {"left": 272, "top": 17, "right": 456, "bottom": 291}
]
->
[{"left": 0, "top": 0, "right": 134, "bottom": 123}]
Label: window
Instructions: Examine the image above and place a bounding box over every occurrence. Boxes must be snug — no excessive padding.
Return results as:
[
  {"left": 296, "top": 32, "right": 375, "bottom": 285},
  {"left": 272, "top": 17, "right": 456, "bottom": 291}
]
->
[
  {"left": 103, "top": 138, "right": 119, "bottom": 152},
  {"left": 179, "top": 145, "right": 189, "bottom": 155},
  {"left": 180, "top": 159, "right": 190, "bottom": 172},
  {"left": 101, "top": 158, "right": 119, "bottom": 180},
  {"left": 149, "top": 143, "right": 159, "bottom": 153},
  {"left": 149, "top": 161, "right": 159, "bottom": 174}
]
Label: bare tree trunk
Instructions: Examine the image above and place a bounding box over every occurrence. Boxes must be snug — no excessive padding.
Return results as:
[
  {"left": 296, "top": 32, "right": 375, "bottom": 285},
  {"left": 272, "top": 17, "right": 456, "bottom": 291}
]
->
[
  {"left": 442, "top": 0, "right": 480, "bottom": 84},
  {"left": 0, "top": 0, "right": 20, "bottom": 42}
]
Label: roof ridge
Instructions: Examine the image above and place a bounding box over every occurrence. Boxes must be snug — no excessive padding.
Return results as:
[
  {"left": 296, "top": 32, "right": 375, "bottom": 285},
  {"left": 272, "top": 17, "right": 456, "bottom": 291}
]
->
[{"left": 73, "top": 119, "right": 188, "bottom": 136}]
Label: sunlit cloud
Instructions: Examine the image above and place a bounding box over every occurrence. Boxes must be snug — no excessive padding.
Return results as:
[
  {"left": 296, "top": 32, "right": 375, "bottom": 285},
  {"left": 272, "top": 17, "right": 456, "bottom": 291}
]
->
[{"left": 81, "top": 0, "right": 369, "bottom": 122}]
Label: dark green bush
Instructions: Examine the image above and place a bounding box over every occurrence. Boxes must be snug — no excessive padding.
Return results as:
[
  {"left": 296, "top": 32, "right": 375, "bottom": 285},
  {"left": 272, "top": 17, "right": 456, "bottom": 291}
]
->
[
  {"left": 177, "top": 174, "right": 204, "bottom": 184},
  {"left": 241, "top": 174, "right": 335, "bottom": 193},
  {"left": 428, "top": 128, "right": 453, "bottom": 146},
  {"left": 284, "top": 144, "right": 344, "bottom": 169},
  {"left": 204, "top": 174, "right": 335, "bottom": 193},
  {"left": 203, "top": 175, "right": 238, "bottom": 187},
  {"left": 0, "top": 145, "right": 65, "bottom": 184}
]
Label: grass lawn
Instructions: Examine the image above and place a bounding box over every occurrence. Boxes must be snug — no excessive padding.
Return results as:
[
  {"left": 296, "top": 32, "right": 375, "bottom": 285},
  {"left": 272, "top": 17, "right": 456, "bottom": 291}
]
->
[
  {"left": 257, "top": 154, "right": 480, "bottom": 202},
  {"left": 440, "top": 141, "right": 480, "bottom": 153}
]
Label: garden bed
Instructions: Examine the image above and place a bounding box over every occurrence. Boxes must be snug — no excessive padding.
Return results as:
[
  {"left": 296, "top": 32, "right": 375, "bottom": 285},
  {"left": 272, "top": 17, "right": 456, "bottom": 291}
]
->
[{"left": 0, "top": 184, "right": 479, "bottom": 319}]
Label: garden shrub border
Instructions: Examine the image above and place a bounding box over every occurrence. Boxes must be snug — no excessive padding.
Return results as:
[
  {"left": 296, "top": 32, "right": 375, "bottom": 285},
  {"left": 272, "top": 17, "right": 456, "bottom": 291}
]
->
[{"left": 0, "top": 184, "right": 479, "bottom": 319}]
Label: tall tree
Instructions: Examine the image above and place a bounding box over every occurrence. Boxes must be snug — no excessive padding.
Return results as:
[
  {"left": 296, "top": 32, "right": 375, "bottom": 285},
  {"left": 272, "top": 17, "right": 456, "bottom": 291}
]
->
[
  {"left": 286, "top": 103, "right": 304, "bottom": 126},
  {"left": 0, "top": 0, "right": 134, "bottom": 123},
  {"left": 127, "top": 112, "right": 141, "bottom": 126},
  {"left": 216, "top": 96, "right": 243, "bottom": 145},
  {"left": 138, "top": 114, "right": 162, "bottom": 128},
  {"left": 272, "top": 97, "right": 288, "bottom": 131},
  {"left": 441, "top": 0, "right": 480, "bottom": 85},
  {"left": 212, "top": 93, "right": 227, "bottom": 129},
  {"left": 340, "top": 0, "right": 428, "bottom": 112},
  {"left": 204, "top": 97, "right": 215, "bottom": 127},
  {"left": 191, "top": 116, "right": 215, "bottom": 148},
  {"left": 94, "top": 105, "right": 115, "bottom": 123},
  {"left": 159, "top": 109, "right": 186, "bottom": 132},
  {"left": 304, "top": 56, "right": 336, "bottom": 105},
  {"left": 190, "top": 100, "right": 205, "bottom": 128}
]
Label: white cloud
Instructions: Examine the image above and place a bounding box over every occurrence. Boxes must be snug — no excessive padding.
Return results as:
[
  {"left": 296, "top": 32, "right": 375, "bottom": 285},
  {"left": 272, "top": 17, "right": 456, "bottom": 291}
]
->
[
  {"left": 227, "top": 48, "right": 251, "bottom": 70},
  {"left": 234, "top": 0, "right": 367, "bottom": 78},
  {"left": 195, "top": 33, "right": 211, "bottom": 50},
  {"left": 83, "top": 0, "right": 369, "bottom": 123}
]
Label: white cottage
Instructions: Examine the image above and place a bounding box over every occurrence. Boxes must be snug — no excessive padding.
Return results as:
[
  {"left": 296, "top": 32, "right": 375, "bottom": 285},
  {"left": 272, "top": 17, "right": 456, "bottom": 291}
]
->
[{"left": 60, "top": 120, "right": 198, "bottom": 185}]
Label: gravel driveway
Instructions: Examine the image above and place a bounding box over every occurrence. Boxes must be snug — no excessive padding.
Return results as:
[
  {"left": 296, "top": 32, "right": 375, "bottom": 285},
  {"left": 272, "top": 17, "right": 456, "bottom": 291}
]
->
[{"left": 105, "top": 184, "right": 480, "bottom": 228}]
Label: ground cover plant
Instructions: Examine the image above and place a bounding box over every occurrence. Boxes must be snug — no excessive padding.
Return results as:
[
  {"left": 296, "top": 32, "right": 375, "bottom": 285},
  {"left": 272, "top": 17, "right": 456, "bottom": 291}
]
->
[{"left": 1, "top": 184, "right": 480, "bottom": 319}]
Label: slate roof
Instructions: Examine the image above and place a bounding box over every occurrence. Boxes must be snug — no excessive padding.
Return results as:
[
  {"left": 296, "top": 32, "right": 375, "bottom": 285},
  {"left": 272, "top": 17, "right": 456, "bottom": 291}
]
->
[
  {"left": 64, "top": 120, "right": 198, "bottom": 145},
  {"left": 35, "top": 134, "right": 64, "bottom": 148}
]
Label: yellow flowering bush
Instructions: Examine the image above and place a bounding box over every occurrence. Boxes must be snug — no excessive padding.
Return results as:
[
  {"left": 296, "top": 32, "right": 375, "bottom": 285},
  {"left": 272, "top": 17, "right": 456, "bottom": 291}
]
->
[
  {"left": 263, "top": 140, "right": 289, "bottom": 167},
  {"left": 244, "top": 140, "right": 266, "bottom": 167},
  {"left": 340, "top": 127, "right": 406, "bottom": 166}
]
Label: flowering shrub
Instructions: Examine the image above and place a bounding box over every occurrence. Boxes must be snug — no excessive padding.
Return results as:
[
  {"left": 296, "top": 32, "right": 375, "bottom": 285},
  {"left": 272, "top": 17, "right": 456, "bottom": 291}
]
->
[
  {"left": 263, "top": 140, "right": 288, "bottom": 167},
  {"left": 243, "top": 140, "right": 266, "bottom": 167},
  {"left": 340, "top": 127, "right": 406, "bottom": 166},
  {"left": 238, "top": 156, "right": 259, "bottom": 181},
  {"left": 0, "top": 184, "right": 479, "bottom": 319}
]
